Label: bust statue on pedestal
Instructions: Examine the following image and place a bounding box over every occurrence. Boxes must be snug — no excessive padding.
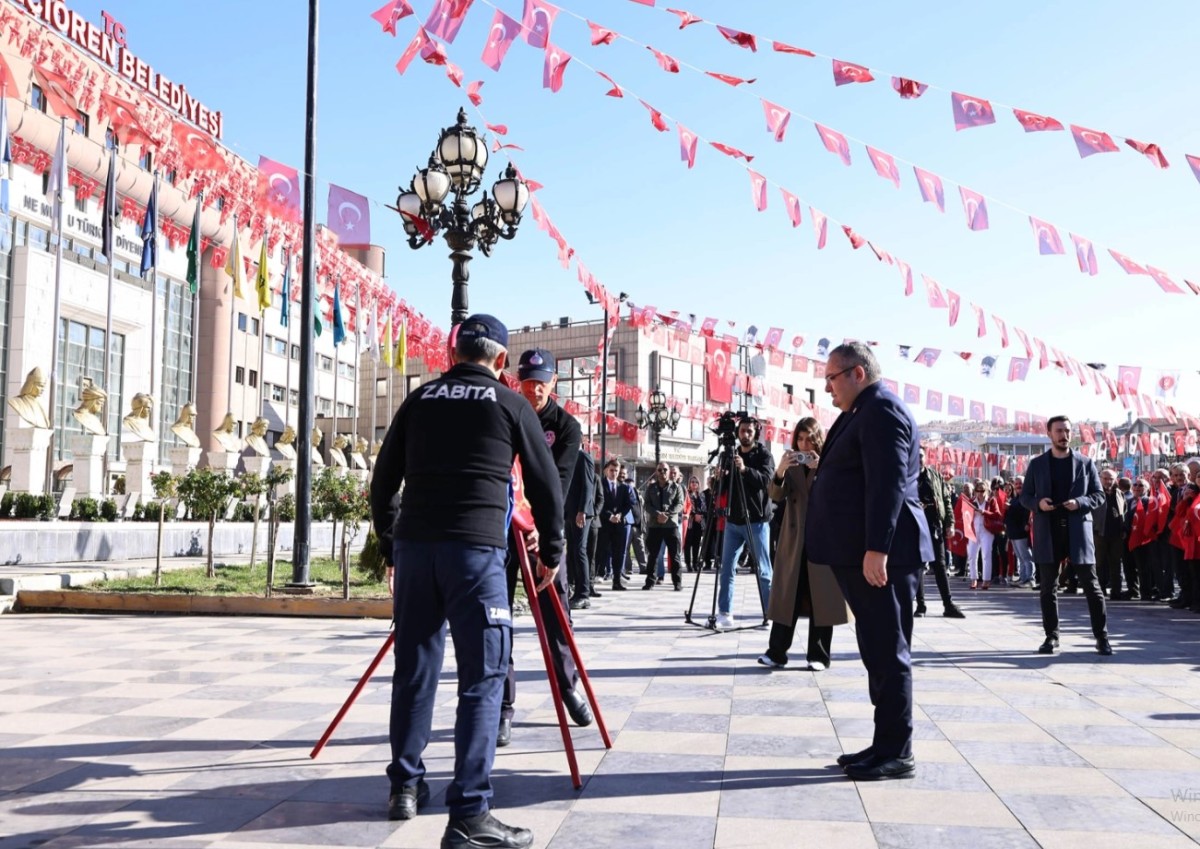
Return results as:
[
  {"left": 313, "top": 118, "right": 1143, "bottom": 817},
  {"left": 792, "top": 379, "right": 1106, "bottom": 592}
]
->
[
  {"left": 330, "top": 433, "right": 349, "bottom": 468},
  {"left": 245, "top": 416, "right": 270, "bottom": 457},
  {"left": 212, "top": 412, "right": 242, "bottom": 453},
  {"left": 275, "top": 424, "right": 297, "bottom": 460},
  {"left": 7, "top": 367, "right": 51, "bottom": 429},
  {"left": 171, "top": 402, "right": 201, "bottom": 448},
  {"left": 351, "top": 435, "right": 368, "bottom": 470},
  {"left": 311, "top": 426, "right": 325, "bottom": 467},
  {"left": 122, "top": 393, "right": 157, "bottom": 442},
  {"left": 72, "top": 378, "right": 108, "bottom": 436}
]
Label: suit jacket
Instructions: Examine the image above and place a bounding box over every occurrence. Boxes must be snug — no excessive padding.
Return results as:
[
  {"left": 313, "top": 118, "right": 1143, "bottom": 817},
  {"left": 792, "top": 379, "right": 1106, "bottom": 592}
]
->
[
  {"left": 599, "top": 476, "right": 636, "bottom": 525},
  {"left": 1018, "top": 449, "right": 1104, "bottom": 564},
  {"left": 643, "top": 479, "right": 684, "bottom": 529},
  {"left": 806, "top": 382, "right": 933, "bottom": 567},
  {"left": 564, "top": 450, "right": 595, "bottom": 519}
]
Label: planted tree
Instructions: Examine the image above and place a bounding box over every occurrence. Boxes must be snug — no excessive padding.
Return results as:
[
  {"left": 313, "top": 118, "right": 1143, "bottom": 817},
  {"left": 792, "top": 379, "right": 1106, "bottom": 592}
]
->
[
  {"left": 176, "top": 467, "right": 239, "bottom": 578},
  {"left": 239, "top": 472, "right": 268, "bottom": 574},
  {"left": 262, "top": 463, "right": 295, "bottom": 597},
  {"left": 150, "top": 470, "right": 177, "bottom": 587},
  {"left": 315, "top": 470, "right": 370, "bottom": 598}
]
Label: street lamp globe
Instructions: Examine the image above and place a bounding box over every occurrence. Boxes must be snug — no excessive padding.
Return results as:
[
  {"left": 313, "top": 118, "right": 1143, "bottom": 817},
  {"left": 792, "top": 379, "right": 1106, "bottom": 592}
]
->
[
  {"left": 437, "top": 108, "right": 488, "bottom": 194},
  {"left": 492, "top": 163, "right": 529, "bottom": 226},
  {"left": 412, "top": 157, "right": 450, "bottom": 213}
]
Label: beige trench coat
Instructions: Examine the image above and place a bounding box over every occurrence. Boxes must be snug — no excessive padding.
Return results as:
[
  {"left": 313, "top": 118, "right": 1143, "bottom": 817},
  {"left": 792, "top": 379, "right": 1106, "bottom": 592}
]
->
[{"left": 767, "top": 464, "right": 851, "bottom": 627}]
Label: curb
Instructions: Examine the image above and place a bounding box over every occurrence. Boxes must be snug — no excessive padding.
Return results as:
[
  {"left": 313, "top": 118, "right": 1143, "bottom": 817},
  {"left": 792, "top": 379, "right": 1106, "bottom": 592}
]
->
[{"left": 14, "top": 590, "right": 392, "bottom": 619}]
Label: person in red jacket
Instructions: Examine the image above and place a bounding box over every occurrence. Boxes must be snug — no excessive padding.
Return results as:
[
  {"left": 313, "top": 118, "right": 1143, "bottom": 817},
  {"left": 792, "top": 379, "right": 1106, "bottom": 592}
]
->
[
  {"left": 1128, "top": 479, "right": 1155, "bottom": 600},
  {"left": 1168, "top": 463, "right": 1199, "bottom": 610}
]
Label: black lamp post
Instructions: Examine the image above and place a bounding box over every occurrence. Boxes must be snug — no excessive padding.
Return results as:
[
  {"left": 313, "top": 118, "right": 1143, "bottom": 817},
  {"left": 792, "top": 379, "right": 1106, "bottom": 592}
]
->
[
  {"left": 635, "top": 387, "right": 681, "bottom": 466},
  {"left": 395, "top": 108, "right": 529, "bottom": 327}
]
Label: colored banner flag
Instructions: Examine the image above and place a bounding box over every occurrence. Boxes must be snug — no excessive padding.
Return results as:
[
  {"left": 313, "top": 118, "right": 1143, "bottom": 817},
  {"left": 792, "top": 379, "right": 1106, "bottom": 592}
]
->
[
  {"left": 544, "top": 44, "right": 571, "bottom": 92},
  {"left": 832, "top": 58, "right": 873, "bottom": 85},
  {"left": 866, "top": 146, "right": 900, "bottom": 188},
  {"left": 185, "top": 195, "right": 202, "bottom": 295},
  {"left": 1117, "top": 365, "right": 1141, "bottom": 395},
  {"left": 992, "top": 314, "right": 1008, "bottom": 347},
  {"left": 925, "top": 390, "right": 943, "bottom": 412},
  {"left": 99, "top": 91, "right": 154, "bottom": 148},
  {"left": 381, "top": 313, "right": 393, "bottom": 366},
  {"left": 327, "top": 184, "right": 371, "bottom": 248},
  {"left": 647, "top": 45, "right": 679, "bottom": 72},
  {"left": 762, "top": 99, "right": 791, "bottom": 142},
  {"left": 481, "top": 10, "right": 521, "bottom": 70},
  {"left": 100, "top": 150, "right": 117, "bottom": 262},
  {"left": 1007, "top": 357, "right": 1031, "bottom": 382},
  {"left": 255, "top": 236, "right": 271, "bottom": 313},
  {"left": 678, "top": 123, "right": 698, "bottom": 168},
  {"left": 811, "top": 208, "right": 827, "bottom": 249},
  {"left": 747, "top": 169, "right": 767, "bottom": 211},
  {"left": 1030, "top": 216, "right": 1064, "bottom": 254},
  {"left": 172, "top": 121, "right": 227, "bottom": 173},
  {"left": 948, "top": 396, "right": 964, "bottom": 416},
  {"left": 258, "top": 156, "right": 301, "bottom": 223},
  {"left": 589, "top": 21, "right": 617, "bottom": 44},
  {"left": 371, "top": 0, "right": 414, "bottom": 34},
  {"left": 332, "top": 284, "right": 347, "bottom": 345},
  {"left": 946, "top": 290, "right": 960, "bottom": 326},
  {"left": 139, "top": 176, "right": 157, "bottom": 277},
  {"left": 716, "top": 25, "right": 756, "bottom": 51},
  {"left": 1070, "top": 124, "right": 1119, "bottom": 157},
  {"left": 1013, "top": 108, "right": 1063, "bottom": 132},
  {"left": 923, "top": 275, "right": 947, "bottom": 308},
  {"left": 914, "top": 348, "right": 940, "bottom": 367},
  {"left": 31, "top": 64, "right": 79, "bottom": 119},
  {"left": 780, "top": 189, "right": 801, "bottom": 227},
  {"left": 913, "top": 167, "right": 945, "bottom": 211},
  {"left": 425, "top": 0, "right": 474, "bottom": 42},
  {"left": 1071, "top": 233, "right": 1098, "bottom": 275},
  {"left": 705, "top": 336, "right": 733, "bottom": 404},
  {"left": 395, "top": 320, "right": 408, "bottom": 374},
  {"left": 892, "top": 77, "right": 927, "bottom": 98},
  {"left": 521, "top": 0, "right": 558, "bottom": 48},
  {"left": 225, "top": 224, "right": 245, "bottom": 300},
  {"left": 959, "top": 186, "right": 988, "bottom": 231},
  {"left": 951, "top": 92, "right": 995, "bottom": 130},
  {"left": 279, "top": 251, "right": 291, "bottom": 328},
  {"left": 814, "top": 124, "right": 851, "bottom": 166}
]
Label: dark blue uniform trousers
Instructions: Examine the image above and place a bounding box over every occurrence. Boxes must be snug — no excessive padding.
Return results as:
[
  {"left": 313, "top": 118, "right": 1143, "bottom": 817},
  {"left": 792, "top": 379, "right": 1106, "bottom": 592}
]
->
[
  {"left": 831, "top": 562, "right": 920, "bottom": 760},
  {"left": 388, "top": 539, "right": 511, "bottom": 819}
]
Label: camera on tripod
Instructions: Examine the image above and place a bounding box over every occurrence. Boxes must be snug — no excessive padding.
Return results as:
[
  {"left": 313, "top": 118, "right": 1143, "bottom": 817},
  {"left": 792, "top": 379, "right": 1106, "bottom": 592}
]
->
[{"left": 710, "top": 409, "right": 749, "bottom": 449}]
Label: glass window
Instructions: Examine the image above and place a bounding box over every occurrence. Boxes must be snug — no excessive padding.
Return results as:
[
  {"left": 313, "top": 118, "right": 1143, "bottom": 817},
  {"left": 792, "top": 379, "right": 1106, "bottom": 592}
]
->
[
  {"left": 74, "top": 110, "right": 89, "bottom": 137},
  {"left": 237, "top": 312, "right": 247, "bottom": 332},
  {"left": 289, "top": 388, "right": 299, "bottom": 407},
  {"left": 555, "top": 353, "right": 618, "bottom": 418},
  {"left": 31, "top": 84, "right": 46, "bottom": 113},
  {"left": 138, "top": 150, "right": 152, "bottom": 171},
  {"left": 291, "top": 344, "right": 300, "bottom": 360},
  {"left": 249, "top": 370, "right": 258, "bottom": 389},
  {"left": 318, "top": 355, "right": 333, "bottom": 372},
  {"left": 317, "top": 396, "right": 332, "bottom": 416},
  {"left": 375, "top": 378, "right": 387, "bottom": 398},
  {"left": 104, "top": 128, "right": 117, "bottom": 151},
  {"left": 235, "top": 366, "right": 245, "bottom": 384},
  {"left": 250, "top": 317, "right": 259, "bottom": 337},
  {"left": 270, "top": 383, "right": 285, "bottom": 402},
  {"left": 655, "top": 353, "right": 705, "bottom": 441},
  {"left": 53, "top": 318, "right": 124, "bottom": 463}
]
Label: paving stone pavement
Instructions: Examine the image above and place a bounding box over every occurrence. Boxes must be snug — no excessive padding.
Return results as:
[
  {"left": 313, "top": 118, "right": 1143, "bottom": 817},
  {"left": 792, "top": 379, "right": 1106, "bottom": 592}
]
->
[{"left": 1, "top": 571, "right": 1199, "bottom": 848}]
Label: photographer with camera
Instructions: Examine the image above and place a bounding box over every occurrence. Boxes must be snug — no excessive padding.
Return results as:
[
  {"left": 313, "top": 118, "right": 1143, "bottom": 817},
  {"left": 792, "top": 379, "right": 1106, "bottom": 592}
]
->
[{"left": 714, "top": 415, "right": 776, "bottom": 630}]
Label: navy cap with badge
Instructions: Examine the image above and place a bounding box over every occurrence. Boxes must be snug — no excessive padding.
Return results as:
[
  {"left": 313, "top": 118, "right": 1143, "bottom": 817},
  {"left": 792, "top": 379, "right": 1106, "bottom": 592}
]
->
[
  {"left": 456, "top": 313, "right": 508, "bottom": 349},
  {"left": 517, "top": 348, "right": 557, "bottom": 382}
]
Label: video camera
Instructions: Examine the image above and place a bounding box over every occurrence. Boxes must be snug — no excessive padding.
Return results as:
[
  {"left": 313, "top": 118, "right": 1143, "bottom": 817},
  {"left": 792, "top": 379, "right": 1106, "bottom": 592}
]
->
[{"left": 710, "top": 409, "right": 750, "bottom": 453}]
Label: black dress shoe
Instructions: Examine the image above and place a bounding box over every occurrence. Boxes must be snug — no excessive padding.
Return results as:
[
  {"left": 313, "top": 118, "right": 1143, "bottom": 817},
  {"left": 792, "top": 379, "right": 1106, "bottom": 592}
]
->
[
  {"left": 611, "top": 584, "right": 627, "bottom": 591},
  {"left": 673, "top": 582, "right": 682, "bottom": 591},
  {"left": 1038, "top": 637, "right": 1059, "bottom": 654},
  {"left": 943, "top": 605, "right": 966, "bottom": 619},
  {"left": 496, "top": 716, "right": 512, "bottom": 747},
  {"left": 642, "top": 582, "right": 655, "bottom": 590},
  {"left": 589, "top": 589, "right": 602, "bottom": 598},
  {"left": 569, "top": 595, "right": 590, "bottom": 610},
  {"left": 442, "top": 811, "right": 533, "bottom": 849},
  {"left": 561, "top": 687, "right": 593, "bottom": 727},
  {"left": 844, "top": 755, "right": 916, "bottom": 781},
  {"left": 836, "top": 746, "right": 874, "bottom": 768},
  {"left": 913, "top": 604, "right": 926, "bottom": 617},
  {"left": 1096, "top": 637, "right": 1114, "bottom": 656},
  {"left": 388, "top": 778, "right": 429, "bottom": 821}
]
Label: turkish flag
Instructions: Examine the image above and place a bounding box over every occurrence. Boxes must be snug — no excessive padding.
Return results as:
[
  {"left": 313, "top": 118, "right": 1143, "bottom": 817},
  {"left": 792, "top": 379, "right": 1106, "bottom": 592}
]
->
[
  {"left": 747, "top": 169, "right": 768, "bottom": 211},
  {"left": 814, "top": 124, "right": 851, "bottom": 166},
  {"left": 1188, "top": 154, "right": 1200, "bottom": 185},
  {"left": 521, "top": 0, "right": 557, "bottom": 48},
  {"left": 667, "top": 9, "right": 702, "bottom": 27},
  {"left": 780, "top": 189, "right": 802, "bottom": 227},
  {"left": 716, "top": 26, "right": 757, "bottom": 50},
  {"left": 258, "top": 156, "right": 301, "bottom": 223},
  {"left": 328, "top": 184, "right": 371, "bottom": 247},
  {"left": 621, "top": 421, "right": 638, "bottom": 444},
  {"left": 710, "top": 142, "right": 753, "bottom": 162},
  {"left": 1016, "top": 411, "right": 1031, "bottom": 432},
  {"left": 971, "top": 303, "right": 986, "bottom": 337},
  {"left": 678, "top": 123, "right": 698, "bottom": 168},
  {"left": 589, "top": 21, "right": 617, "bottom": 45},
  {"left": 992, "top": 406, "right": 1008, "bottom": 426},
  {"left": 915, "top": 348, "right": 940, "bottom": 367},
  {"left": 1117, "top": 365, "right": 1141, "bottom": 395},
  {"left": 1013, "top": 108, "right": 1064, "bottom": 132},
  {"left": 700, "top": 316, "right": 718, "bottom": 336},
  {"left": 1125, "top": 138, "right": 1169, "bottom": 168},
  {"left": 768, "top": 349, "right": 785, "bottom": 368},
  {"left": 959, "top": 187, "right": 988, "bottom": 230},
  {"left": 773, "top": 41, "right": 815, "bottom": 56},
  {"left": 99, "top": 92, "right": 155, "bottom": 148},
  {"left": 396, "top": 27, "right": 431, "bottom": 73},
  {"left": 425, "top": 0, "right": 474, "bottom": 42},
  {"left": 992, "top": 315, "right": 1008, "bottom": 347},
  {"left": 951, "top": 92, "right": 996, "bottom": 130},
  {"left": 882, "top": 379, "right": 899, "bottom": 395},
  {"left": 1148, "top": 266, "right": 1187, "bottom": 295},
  {"left": 903, "top": 384, "right": 920, "bottom": 404},
  {"left": 892, "top": 77, "right": 927, "bottom": 98},
  {"left": 811, "top": 208, "right": 828, "bottom": 249},
  {"left": 1070, "top": 233, "right": 1098, "bottom": 275},
  {"left": 1014, "top": 327, "right": 1033, "bottom": 358},
  {"left": 1108, "top": 250, "right": 1147, "bottom": 275},
  {"left": 1106, "top": 429, "right": 1118, "bottom": 458},
  {"left": 1034, "top": 339, "right": 1049, "bottom": 370},
  {"left": 1029, "top": 216, "right": 1064, "bottom": 255},
  {"left": 705, "top": 337, "right": 734, "bottom": 404},
  {"left": 762, "top": 327, "right": 784, "bottom": 350},
  {"left": 1070, "top": 124, "right": 1119, "bottom": 158},
  {"left": 843, "top": 225, "right": 865, "bottom": 249},
  {"left": 647, "top": 46, "right": 680, "bottom": 72},
  {"left": 923, "top": 275, "right": 948, "bottom": 308},
  {"left": 898, "top": 261, "right": 913, "bottom": 296},
  {"left": 1007, "top": 357, "right": 1031, "bottom": 382},
  {"left": 762, "top": 99, "right": 790, "bottom": 141},
  {"left": 948, "top": 396, "right": 964, "bottom": 416},
  {"left": 866, "top": 146, "right": 900, "bottom": 188},
  {"left": 832, "top": 59, "right": 873, "bottom": 85},
  {"left": 593, "top": 71, "right": 622, "bottom": 97},
  {"left": 371, "top": 0, "right": 414, "bottom": 35},
  {"left": 946, "top": 290, "right": 961, "bottom": 326},
  {"left": 466, "top": 80, "right": 483, "bottom": 105},
  {"left": 970, "top": 400, "right": 986, "bottom": 421},
  {"left": 792, "top": 354, "right": 808, "bottom": 373},
  {"left": 926, "top": 390, "right": 943, "bottom": 412},
  {"left": 914, "top": 167, "right": 945, "bottom": 211},
  {"left": 639, "top": 99, "right": 666, "bottom": 130},
  {"left": 481, "top": 10, "right": 521, "bottom": 69},
  {"left": 1079, "top": 423, "right": 1096, "bottom": 444},
  {"left": 31, "top": 64, "right": 79, "bottom": 120}
]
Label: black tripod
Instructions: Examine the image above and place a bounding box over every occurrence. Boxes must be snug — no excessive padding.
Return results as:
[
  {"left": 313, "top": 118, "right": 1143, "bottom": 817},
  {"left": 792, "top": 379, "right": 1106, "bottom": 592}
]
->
[{"left": 684, "top": 413, "right": 770, "bottom": 631}]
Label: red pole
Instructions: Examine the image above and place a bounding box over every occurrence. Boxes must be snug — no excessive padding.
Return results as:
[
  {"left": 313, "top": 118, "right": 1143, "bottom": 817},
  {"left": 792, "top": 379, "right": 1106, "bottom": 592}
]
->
[
  {"left": 310, "top": 630, "right": 394, "bottom": 759},
  {"left": 542, "top": 566, "right": 612, "bottom": 749}
]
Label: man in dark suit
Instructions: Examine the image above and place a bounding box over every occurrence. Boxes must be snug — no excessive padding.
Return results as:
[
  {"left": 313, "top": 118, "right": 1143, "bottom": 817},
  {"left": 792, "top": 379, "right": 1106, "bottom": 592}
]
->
[
  {"left": 567, "top": 449, "right": 597, "bottom": 609},
  {"left": 1018, "top": 416, "right": 1112, "bottom": 656},
  {"left": 596, "top": 458, "right": 636, "bottom": 590},
  {"left": 806, "top": 343, "right": 933, "bottom": 782}
]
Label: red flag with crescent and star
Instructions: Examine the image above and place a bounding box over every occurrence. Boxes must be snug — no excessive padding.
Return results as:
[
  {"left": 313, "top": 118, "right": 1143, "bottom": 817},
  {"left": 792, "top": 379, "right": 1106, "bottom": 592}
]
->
[
  {"left": 521, "top": 0, "right": 557, "bottom": 48},
  {"left": 1013, "top": 108, "right": 1063, "bottom": 132},
  {"left": 99, "top": 92, "right": 155, "bottom": 148},
  {"left": 327, "top": 184, "right": 370, "bottom": 248},
  {"left": 481, "top": 11, "right": 521, "bottom": 70},
  {"left": 31, "top": 64, "right": 79, "bottom": 120},
  {"left": 258, "top": 157, "right": 301, "bottom": 223},
  {"left": 172, "top": 121, "right": 227, "bottom": 173},
  {"left": 951, "top": 92, "right": 996, "bottom": 130},
  {"left": 867, "top": 146, "right": 900, "bottom": 188},
  {"left": 815, "top": 124, "right": 851, "bottom": 166},
  {"left": 959, "top": 187, "right": 988, "bottom": 230}
]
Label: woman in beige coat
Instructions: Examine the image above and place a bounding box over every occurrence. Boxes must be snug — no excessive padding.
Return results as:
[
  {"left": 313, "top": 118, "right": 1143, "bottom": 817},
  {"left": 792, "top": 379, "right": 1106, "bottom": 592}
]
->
[{"left": 758, "top": 418, "right": 851, "bottom": 671}]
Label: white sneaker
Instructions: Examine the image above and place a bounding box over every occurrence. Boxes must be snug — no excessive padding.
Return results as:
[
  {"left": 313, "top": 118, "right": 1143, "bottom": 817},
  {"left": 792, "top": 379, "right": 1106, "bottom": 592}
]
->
[
  {"left": 807, "top": 661, "right": 828, "bottom": 672},
  {"left": 715, "top": 613, "right": 735, "bottom": 630},
  {"left": 757, "top": 654, "right": 785, "bottom": 668}
]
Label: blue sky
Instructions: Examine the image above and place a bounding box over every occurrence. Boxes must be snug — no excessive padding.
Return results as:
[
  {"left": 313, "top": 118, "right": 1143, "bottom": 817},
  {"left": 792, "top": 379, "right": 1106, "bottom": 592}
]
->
[{"left": 63, "top": 0, "right": 1200, "bottom": 426}]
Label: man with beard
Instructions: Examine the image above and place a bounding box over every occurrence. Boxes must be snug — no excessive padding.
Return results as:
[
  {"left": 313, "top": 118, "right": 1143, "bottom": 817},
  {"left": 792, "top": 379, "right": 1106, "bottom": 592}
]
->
[{"left": 714, "top": 417, "right": 776, "bottom": 630}]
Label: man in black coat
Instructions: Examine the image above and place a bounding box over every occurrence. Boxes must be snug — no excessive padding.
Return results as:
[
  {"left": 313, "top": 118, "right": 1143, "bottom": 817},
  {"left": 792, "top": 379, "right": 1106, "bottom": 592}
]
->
[
  {"left": 596, "top": 458, "right": 636, "bottom": 589},
  {"left": 566, "top": 449, "right": 597, "bottom": 609},
  {"left": 807, "top": 343, "right": 932, "bottom": 782}
]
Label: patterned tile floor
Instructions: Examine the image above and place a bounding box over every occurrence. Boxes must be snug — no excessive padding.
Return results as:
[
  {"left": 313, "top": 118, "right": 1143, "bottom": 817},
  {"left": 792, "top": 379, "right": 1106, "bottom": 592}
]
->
[{"left": 1, "top": 571, "right": 1198, "bottom": 848}]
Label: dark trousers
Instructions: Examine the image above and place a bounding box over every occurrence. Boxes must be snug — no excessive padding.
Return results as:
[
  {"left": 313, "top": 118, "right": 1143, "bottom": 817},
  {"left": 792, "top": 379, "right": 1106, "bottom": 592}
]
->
[
  {"left": 831, "top": 562, "right": 920, "bottom": 760},
  {"left": 951, "top": 551, "right": 967, "bottom": 575},
  {"left": 991, "top": 532, "right": 1008, "bottom": 579},
  {"left": 1134, "top": 545, "right": 1156, "bottom": 599},
  {"left": 502, "top": 542, "right": 576, "bottom": 719},
  {"left": 1186, "top": 561, "right": 1200, "bottom": 610},
  {"left": 1155, "top": 539, "right": 1180, "bottom": 598},
  {"left": 1121, "top": 544, "right": 1140, "bottom": 599},
  {"left": 766, "top": 564, "right": 832, "bottom": 667},
  {"left": 388, "top": 540, "right": 509, "bottom": 819},
  {"left": 1035, "top": 561, "right": 1107, "bottom": 640},
  {"left": 566, "top": 518, "right": 591, "bottom": 598},
  {"left": 586, "top": 520, "right": 599, "bottom": 585},
  {"left": 597, "top": 523, "right": 631, "bottom": 586},
  {"left": 1094, "top": 533, "right": 1124, "bottom": 596},
  {"left": 644, "top": 526, "right": 682, "bottom": 588},
  {"left": 916, "top": 534, "right": 955, "bottom": 609},
  {"left": 684, "top": 525, "right": 704, "bottom": 569}
]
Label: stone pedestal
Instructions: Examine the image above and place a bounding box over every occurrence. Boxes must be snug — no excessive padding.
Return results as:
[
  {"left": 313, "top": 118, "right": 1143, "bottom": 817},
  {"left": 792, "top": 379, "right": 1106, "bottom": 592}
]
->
[
  {"left": 7, "top": 426, "right": 51, "bottom": 494},
  {"left": 273, "top": 458, "right": 297, "bottom": 499},
  {"left": 243, "top": 455, "right": 272, "bottom": 477},
  {"left": 206, "top": 450, "right": 241, "bottom": 474},
  {"left": 69, "top": 433, "right": 109, "bottom": 499},
  {"left": 169, "top": 445, "right": 203, "bottom": 477},
  {"left": 123, "top": 441, "right": 158, "bottom": 498}
]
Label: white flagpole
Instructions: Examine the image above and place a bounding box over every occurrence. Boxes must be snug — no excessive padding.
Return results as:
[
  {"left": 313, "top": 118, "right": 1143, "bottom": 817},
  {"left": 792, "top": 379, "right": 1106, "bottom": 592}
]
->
[
  {"left": 44, "top": 118, "right": 67, "bottom": 493},
  {"left": 352, "top": 278, "right": 361, "bottom": 442},
  {"left": 283, "top": 250, "right": 294, "bottom": 429},
  {"left": 148, "top": 172, "right": 160, "bottom": 427},
  {"left": 331, "top": 277, "right": 340, "bottom": 446},
  {"left": 226, "top": 216, "right": 237, "bottom": 415}
]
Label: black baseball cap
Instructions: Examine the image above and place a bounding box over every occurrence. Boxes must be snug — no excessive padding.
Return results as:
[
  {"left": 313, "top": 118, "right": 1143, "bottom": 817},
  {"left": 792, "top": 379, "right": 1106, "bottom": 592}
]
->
[
  {"left": 456, "top": 313, "right": 508, "bottom": 348},
  {"left": 517, "top": 348, "right": 556, "bottom": 382}
]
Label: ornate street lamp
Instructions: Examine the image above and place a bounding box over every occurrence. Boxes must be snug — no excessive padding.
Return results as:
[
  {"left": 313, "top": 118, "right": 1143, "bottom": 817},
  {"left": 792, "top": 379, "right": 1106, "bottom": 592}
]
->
[
  {"left": 635, "top": 387, "right": 681, "bottom": 466},
  {"left": 395, "top": 108, "right": 529, "bottom": 326}
]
